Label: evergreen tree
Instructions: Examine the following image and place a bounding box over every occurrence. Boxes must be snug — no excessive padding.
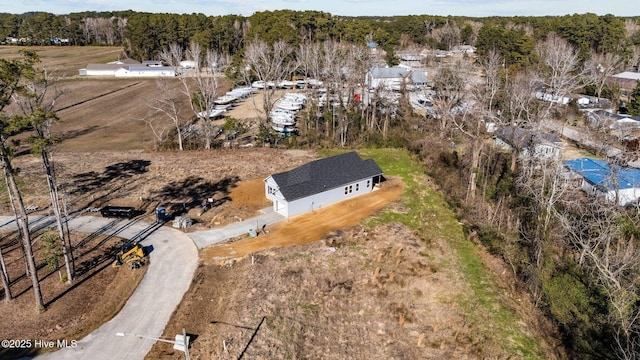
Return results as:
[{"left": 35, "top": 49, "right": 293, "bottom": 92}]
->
[
  {"left": 0, "top": 50, "right": 45, "bottom": 311},
  {"left": 628, "top": 81, "right": 640, "bottom": 116}
]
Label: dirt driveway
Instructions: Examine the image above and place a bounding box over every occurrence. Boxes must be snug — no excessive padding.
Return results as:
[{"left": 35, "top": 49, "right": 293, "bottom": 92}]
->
[{"left": 202, "top": 177, "right": 405, "bottom": 262}]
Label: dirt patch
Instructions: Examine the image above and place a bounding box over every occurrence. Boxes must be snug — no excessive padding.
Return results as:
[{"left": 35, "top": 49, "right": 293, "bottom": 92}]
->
[
  {"left": 202, "top": 177, "right": 405, "bottom": 262},
  {"left": 147, "top": 221, "right": 479, "bottom": 359}
]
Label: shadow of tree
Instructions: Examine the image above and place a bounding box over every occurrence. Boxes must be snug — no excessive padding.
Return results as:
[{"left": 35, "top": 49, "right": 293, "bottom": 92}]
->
[
  {"left": 43, "top": 220, "right": 163, "bottom": 307},
  {"left": 64, "top": 160, "right": 151, "bottom": 209},
  {"left": 61, "top": 125, "right": 100, "bottom": 141},
  {"left": 151, "top": 175, "right": 240, "bottom": 216}
]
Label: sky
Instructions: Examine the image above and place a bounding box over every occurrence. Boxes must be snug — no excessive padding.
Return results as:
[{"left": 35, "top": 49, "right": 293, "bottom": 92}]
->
[{"left": 0, "top": 0, "right": 638, "bottom": 18}]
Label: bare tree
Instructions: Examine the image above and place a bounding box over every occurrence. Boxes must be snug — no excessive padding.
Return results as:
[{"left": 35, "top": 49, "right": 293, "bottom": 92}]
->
[
  {"left": 141, "top": 107, "right": 172, "bottom": 150},
  {"left": 146, "top": 79, "right": 188, "bottom": 150},
  {"left": 499, "top": 67, "right": 546, "bottom": 171},
  {"left": 628, "top": 45, "right": 640, "bottom": 72},
  {"left": 431, "top": 61, "right": 467, "bottom": 139},
  {"left": 456, "top": 51, "right": 502, "bottom": 200},
  {"left": 0, "top": 240, "right": 11, "bottom": 302},
  {"left": 320, "top": 41, "right": 353, "bottom": 143},
  {"left": 244, "top": 39, "right": 297, "bottom": 125},
  {"left": 536, "top": 32, "right": 590, "bottom": 120},
  {"left": 433, "top": 21, "right": 460, "bottom": 50},
  {"left": 509, "top": 156, "right": 571, "bottom": 309},
  {"left": 625, "top": 19, "right": 640, "bottom": 45},
  {"left": 12, "top": 66, "right": 74, "bottom": 284},
  {"left": 559, "top": 201, "right": 640, "bottom": 359},
  {"left": 585, "top": 51, "right": 624, "bottom": 100},
  {"left": 295, "top": 42, "right": 321, "bottom": 135},
  {"left": 502, "top": 68, "right": 540, "bottom": 127},
  {"left": 0, "top": 51, "right": 45, "bottom": 311},
  {"left": 161, "top": 41, "right": 221, "bottom": 149},
  {"left": 453, "top": 102, "right": 485, "bottom": 201},
  {"left": 345, "top": 43, "right": 373, "bottom": 141},
  {"left": 480, "top": 49, "right": 502, "bottom": 116}
]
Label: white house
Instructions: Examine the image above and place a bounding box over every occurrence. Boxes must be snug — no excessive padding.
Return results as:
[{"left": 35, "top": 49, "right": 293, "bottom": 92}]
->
[
  {"left": 452, "top": 45, "right": 476, "bottom": 53},
  {"left": 264, "top": 152, "right": 384, "bottom": 217},
  {"left": 114, "top": 65, "right": 176, "bottom": 77},
  {"left": 366, "top": 66, "right": 428, "bottom": 91},
  {"left": 495, "top": 126, "right": 563, "bottom": 160}
]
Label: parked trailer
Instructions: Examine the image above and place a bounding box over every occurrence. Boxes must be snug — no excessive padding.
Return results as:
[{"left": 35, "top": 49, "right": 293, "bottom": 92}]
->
[{"left": 100, "top": 205, "right": 136, "bottom": 219}]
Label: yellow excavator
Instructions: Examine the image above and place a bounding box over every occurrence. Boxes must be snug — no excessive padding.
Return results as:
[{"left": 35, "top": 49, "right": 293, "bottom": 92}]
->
[{"left": 113, "top": 242, "right": 147, "bottom": 269}]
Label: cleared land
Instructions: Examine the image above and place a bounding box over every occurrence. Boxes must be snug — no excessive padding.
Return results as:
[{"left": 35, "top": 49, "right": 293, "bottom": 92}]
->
[{"left": 0, "top": 46, "right": 565, "bottom": 360}]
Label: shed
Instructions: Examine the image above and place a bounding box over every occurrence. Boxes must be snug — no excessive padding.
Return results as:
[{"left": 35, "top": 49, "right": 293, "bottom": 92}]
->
[
  {"left": 564, "top": 158, "right": 640, "bottom": 206},
  {"left": 264, "top": 152, "right": 384, "bottom": 217}
]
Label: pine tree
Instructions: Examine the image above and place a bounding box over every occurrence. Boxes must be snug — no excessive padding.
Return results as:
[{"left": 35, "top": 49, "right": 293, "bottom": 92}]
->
[
  {"left": 0, "top": 50, "right": 45, "bottom": 311},
  {"left": 628, "top": 81, "right": 640, "bottom": 116}
]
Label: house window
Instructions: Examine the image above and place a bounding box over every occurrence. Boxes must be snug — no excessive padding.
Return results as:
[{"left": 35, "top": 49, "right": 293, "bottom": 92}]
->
[
  {"left": 356, "top": 184, "right": 360, "bottom": 191},
  {"left": 349, "top": 185, "right": 353, "bottom": 193},
  {"left": 345, "top": 186, "right": 348, "bottom": 195},
  {"left": 268, "top": 186, "right": 276, "bottom": 195},
  {"left": 367, "top": 180, "right": 371, "bottom": 188}
]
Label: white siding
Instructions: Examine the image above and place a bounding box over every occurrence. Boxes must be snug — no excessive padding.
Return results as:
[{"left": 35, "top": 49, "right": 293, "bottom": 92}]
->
[
  {"left": 265, "top": 177, "right": 376, "bottom": 217},
  {"left": 583, "top": 180, "right": 640, "bottom": 207},
  {"left": 605, "top": 188, "right": 640, "bottom": 207},
  {"left": 114, "top": 68, "right": 176, "bottom": 77},
  {"left": 83, "top": 69, "right": 120, "bottom": 76},
  {"left": 264, "top": 176, "right": 287, "bottom": 216}
]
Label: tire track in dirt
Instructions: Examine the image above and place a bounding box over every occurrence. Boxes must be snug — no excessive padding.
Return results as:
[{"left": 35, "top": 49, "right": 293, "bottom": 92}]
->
[
  {"left": 202, "top": 177, "right": 405, "bottom": 262},
  {"left": 55, "top": 82, "right": 141, "bottom": 112}
]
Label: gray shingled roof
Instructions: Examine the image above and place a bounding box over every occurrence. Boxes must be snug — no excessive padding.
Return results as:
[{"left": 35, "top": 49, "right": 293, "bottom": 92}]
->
[
  {"left": 270, "top": 152, "right": 383, "bottom": 201},
  {"left": 370, "top": 67, "right": 428, "bottom": 84}
]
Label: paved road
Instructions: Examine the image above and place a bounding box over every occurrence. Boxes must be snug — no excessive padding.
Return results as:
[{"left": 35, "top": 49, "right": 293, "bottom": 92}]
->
[
  {"left": 187, "top": 207, "right": 284, "bottom": 248},
  {"left": 1, "top": 206, "right": 285, "bottom": 359},
  {"left": 1, "top": 215, "right": 198, "bottom": 360}
]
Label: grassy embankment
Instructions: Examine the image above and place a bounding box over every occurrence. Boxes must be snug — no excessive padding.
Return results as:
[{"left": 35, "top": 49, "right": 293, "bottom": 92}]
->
[{"left": 323, "top": 148, "right": 543, "bottom": 358}]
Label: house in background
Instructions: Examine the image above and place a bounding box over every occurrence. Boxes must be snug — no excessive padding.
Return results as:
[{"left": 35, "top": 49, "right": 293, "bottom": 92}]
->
[
  {"left": 264, "top": 152, "right": 384, "bottom": 217},
  {"left": 79, "top": 58, "right": 176, "bottom": 77},
  {"left": 495, "top": 126, "right": 563, "bottom": 160},
  {"left": 452, "top": 45, "right": 476, "bottom": 53},
  {"left": 564, "top": 158, "right": 640, "bottom": 207},
  {"left": 607, "top": 72, "right": 640, "bottom": 100},
  {"left": 366, "top": 66, "right": 428, "bottom": 91}
]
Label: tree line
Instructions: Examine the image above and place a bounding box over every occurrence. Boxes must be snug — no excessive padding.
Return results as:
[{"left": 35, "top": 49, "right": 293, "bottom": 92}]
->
[{"left": 1, "top": 10, "right": 638, "bottom": 61}]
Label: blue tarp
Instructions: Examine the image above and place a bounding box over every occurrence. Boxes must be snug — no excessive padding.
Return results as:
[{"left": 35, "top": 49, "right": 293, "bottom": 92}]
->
[{"left": 564, "top": 158, "right": 640, "bottom": 190}]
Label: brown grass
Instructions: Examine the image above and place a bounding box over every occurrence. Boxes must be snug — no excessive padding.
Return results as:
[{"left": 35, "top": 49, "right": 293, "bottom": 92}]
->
[{"left": 0, "top": 46, "right": 125, "bottom": 77}]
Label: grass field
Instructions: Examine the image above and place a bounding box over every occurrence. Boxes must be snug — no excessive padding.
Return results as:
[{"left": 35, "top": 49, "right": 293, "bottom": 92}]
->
[{"left": 0, "top": 45, "right": 124, "bottom": 77}]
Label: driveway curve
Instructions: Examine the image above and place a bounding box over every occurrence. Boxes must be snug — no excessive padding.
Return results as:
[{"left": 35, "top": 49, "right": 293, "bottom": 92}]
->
[{"left": 0, "top": 215, "right": 198, "bottom": 360}]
